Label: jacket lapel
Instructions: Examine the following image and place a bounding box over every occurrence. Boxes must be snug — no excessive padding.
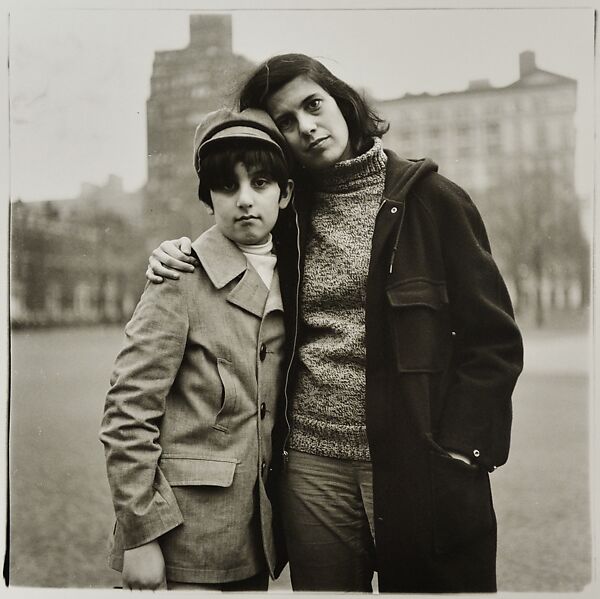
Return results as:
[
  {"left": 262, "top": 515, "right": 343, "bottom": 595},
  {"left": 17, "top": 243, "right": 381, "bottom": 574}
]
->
[
  {"left": 370, "top": 151, "right": 438, "bottom": 273},
  {"left": 192, "top": 226, "right": 268, "bottom": 318},
  {"left": 227, "top": 268, "right": 269, "bottom": 318}
]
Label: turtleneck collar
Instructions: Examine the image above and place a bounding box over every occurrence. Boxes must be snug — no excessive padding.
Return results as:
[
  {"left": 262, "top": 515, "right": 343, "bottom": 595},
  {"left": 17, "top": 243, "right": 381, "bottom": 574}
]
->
[
  {"left": 235, "top": 234, "right": 273, "bottom": 256},
  {"left": 309, "top": 137, "right": 387, "bottom": 194}
]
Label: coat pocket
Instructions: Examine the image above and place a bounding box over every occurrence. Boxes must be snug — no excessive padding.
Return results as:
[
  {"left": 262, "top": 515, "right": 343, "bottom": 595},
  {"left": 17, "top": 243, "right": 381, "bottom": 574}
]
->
[
  {"left": 159, "top": 456, "right": 238, "bottom": 487},
  {"left": 214, "top": 358, "right": 238, "bottom": 432},
  {"left": 429, "top": 449, "right": 495, "bottom": 554},
  {"left": 386, "top": 278, "right": 450, "bottom": 372}
]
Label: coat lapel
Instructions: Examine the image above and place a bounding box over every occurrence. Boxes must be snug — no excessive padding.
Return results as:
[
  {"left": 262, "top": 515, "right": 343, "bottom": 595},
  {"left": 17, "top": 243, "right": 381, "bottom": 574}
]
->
[
  {"left": 226, "top": 268, "right": 269, "bottom": 318},
  {"left": 192, "top": 226, "right": 268, "bottom": 318},
  {"left": 369, "top": 151, "right": 415, "bottom": 270}
]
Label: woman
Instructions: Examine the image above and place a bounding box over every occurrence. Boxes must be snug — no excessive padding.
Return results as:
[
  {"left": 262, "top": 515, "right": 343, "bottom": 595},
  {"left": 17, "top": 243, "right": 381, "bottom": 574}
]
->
[{"left": 146, "top": 54, "right": 523, "bottom": 593}]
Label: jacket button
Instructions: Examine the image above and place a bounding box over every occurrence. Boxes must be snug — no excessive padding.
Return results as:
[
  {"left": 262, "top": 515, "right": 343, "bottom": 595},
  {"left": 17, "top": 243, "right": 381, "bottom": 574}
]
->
[
  {"left": 261, "top": 461, "right": 267, "bottom": 476},
  {"left": 473, "top": 449, "right": 480, "bottom": 458},
  {"left": 260, "top": 402, "right": 266, "bottom": 419},
  {"left": 391, "top": 207, "right": 398, "bottom": 214},
  {"left": 259, "top": 344, "right": 267, "bottom": 361}
]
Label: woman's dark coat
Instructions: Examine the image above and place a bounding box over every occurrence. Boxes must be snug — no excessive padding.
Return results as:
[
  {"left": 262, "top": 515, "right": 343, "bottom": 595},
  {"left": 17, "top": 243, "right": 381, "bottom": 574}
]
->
[{"left": 273, "top": 149, "right": 524, "bottom": 593}]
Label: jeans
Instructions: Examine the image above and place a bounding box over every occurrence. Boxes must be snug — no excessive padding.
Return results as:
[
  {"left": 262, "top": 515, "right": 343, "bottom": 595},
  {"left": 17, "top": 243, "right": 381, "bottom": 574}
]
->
[{"left": 280, "top": 449, "right": 376, "bottom": 592}]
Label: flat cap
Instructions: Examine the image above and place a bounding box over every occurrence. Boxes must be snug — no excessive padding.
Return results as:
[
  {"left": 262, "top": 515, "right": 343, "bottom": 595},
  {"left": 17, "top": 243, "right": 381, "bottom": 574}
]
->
[{"left": 193, "top": 107, "right": 288, "bottom": 173}]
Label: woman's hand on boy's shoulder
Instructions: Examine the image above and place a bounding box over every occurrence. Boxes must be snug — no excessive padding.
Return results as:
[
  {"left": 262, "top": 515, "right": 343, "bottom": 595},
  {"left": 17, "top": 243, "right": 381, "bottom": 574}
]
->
[
  {"left": 146, "top": 236, "right": 198, "bottom": 283},
  {"left": 122, "top": 539, "right": 167, "bottom": 590}
]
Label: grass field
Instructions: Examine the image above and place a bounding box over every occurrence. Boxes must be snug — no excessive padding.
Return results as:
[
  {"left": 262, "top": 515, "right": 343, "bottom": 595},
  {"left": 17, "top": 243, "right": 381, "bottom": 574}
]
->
[{"left": 7, "top": 325, "right": 592, "bottom": 591}]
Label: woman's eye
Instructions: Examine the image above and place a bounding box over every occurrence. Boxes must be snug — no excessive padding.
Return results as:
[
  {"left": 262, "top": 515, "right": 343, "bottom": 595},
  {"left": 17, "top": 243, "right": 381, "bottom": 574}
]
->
[
  {"left": 277, "top": 117, "right": 293, "bottom": 131},
  {"left": 308, "top": 98, "right": 322, "bottom": 111}
]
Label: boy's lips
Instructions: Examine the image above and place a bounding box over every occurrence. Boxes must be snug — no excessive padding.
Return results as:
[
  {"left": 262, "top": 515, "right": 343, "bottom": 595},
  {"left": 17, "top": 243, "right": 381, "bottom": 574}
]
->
[{"left": 236, "top": 215, "right": 260, "bottom": 222}]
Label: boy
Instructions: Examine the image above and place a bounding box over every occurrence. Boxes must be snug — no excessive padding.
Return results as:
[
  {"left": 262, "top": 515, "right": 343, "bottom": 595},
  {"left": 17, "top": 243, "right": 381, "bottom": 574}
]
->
[{"left": 99, "top": 108, "right": 294, "bottom": 590}]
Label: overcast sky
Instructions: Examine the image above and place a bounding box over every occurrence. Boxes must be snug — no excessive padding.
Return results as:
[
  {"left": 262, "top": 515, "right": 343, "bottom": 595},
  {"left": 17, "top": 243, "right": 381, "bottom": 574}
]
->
[{"left": 6, "top": 4, "right": 595, "bottom": 201}]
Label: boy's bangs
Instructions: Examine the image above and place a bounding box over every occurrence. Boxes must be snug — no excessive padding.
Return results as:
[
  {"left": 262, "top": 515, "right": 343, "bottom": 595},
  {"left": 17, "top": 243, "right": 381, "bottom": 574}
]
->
[{"left": 203, "top": 142, "right": 288, "bottom": 190}]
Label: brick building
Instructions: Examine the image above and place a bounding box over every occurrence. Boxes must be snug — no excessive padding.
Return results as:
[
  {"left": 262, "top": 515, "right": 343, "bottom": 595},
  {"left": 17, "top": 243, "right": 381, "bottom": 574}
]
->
[{"left": 144, "top": 14, "right": 255, "bottom": 245}]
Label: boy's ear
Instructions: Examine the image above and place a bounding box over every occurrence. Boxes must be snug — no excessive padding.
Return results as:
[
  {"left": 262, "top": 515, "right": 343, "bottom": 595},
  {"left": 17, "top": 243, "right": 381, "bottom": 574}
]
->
[
  {"left": 204, "top": 204, "right": 214, "bottom": 215},
  {"left": 278, "top": 179, "right": 294, "bottom": 210}
]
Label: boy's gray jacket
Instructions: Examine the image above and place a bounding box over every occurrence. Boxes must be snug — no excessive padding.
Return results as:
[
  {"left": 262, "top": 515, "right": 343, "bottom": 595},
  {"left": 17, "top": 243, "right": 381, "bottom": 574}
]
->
[{"left": 100, "top": 225, "right": 286, "bottom": 584}]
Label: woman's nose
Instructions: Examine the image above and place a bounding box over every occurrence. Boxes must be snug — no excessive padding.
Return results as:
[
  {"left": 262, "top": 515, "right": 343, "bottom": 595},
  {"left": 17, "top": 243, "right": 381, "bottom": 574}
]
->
[{"left": 297, "top": 113, "right": 317, "bottom": 136}]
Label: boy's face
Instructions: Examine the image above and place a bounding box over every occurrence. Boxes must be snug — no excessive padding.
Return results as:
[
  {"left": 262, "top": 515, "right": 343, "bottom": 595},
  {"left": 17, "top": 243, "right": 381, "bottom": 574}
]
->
[{"left": 210, "top": 162, "right": 293, "bottom": 246}]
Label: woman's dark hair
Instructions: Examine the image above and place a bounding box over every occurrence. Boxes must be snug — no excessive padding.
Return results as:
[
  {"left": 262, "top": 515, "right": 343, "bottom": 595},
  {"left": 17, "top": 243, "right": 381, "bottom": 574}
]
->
[
  {"left": 197, "top": 139, "right": 290, "bottom": 208},
  {"left": 238, "top": 53, "right": 389, "bottom": 157}
]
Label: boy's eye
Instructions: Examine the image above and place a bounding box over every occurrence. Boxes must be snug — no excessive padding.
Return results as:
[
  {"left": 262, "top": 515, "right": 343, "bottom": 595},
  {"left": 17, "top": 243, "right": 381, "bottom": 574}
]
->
[
  {"left": 253, "top": 177, "right": 273, "bottom": 189},
  {"left": 218, "top": 181, "right": 237, "bottom": 193}
]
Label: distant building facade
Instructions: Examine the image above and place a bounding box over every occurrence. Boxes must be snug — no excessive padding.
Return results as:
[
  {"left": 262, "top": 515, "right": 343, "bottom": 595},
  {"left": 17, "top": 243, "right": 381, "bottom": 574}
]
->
[
  {"left": 376, "top": 51, "right": 586, "bottom": 321},
  {"left": 10, "top": 14, "right": 587, "bottom": 328},
  {"left": 145, "top": 14, "right": 255, "bottom": 245},
  {"left": 377, "top": 51, "right": 577, "bottom": 195},
  {"left": 10, "top": 177, "right": 147, "bottom": 327}
]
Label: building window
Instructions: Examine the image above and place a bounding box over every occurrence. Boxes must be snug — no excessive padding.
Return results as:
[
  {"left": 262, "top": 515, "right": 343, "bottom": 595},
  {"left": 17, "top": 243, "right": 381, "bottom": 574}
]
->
[
  {"left": 562, "top": 124, "right": 574, "bottom": 147},
  {"left": 536, "top": 124, "right": 547, "bottom": 146},
  {"left": 486, "top": 121, "right": 500, "bottom": 135},
  {"left": 486, "top": 121, "right": 501, "bottom": 154},
  {"left": 457, "top": 123, "right": 471, "bottom": 137},
  {"left": 487, "top": 142, "right": 502, "bottom": 156},
  {"left": 454, "top": 102, "right": 473, "bottom": 120},
  {"left": 427, "top": 107, "right": 440, "bottom": 120},
  {"left": 534, "top": 96, "right": 548, "bottom": 112}
]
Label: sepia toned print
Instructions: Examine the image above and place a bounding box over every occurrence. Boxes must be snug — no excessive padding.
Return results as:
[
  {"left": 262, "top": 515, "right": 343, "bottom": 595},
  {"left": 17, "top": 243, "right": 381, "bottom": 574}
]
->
[{"left": 6, "top": 7, "right": 595, "bottom": 594}]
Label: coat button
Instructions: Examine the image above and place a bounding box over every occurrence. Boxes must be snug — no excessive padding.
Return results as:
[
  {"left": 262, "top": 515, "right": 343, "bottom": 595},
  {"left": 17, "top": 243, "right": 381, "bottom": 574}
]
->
[
  {"left": 260, "top": 402, "right": 266, "bottom": 419},
  {"left": 391, "top": 207, "right": 398, "bottom": 214},
  {"left": 261, "top": 461, "right": 267, "bottom": 476},
  {"left": 259, "top": 344, "right": 267, "bottom": 361},
  {"left": 473, "top": 449, "right": 480, "bottom": 458}
]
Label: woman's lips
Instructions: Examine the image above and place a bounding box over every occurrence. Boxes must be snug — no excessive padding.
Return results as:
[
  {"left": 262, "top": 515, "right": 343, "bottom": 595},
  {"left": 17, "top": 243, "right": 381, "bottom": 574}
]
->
[{"left": 307, "top": 136, "right": 329, "bottom": 151}]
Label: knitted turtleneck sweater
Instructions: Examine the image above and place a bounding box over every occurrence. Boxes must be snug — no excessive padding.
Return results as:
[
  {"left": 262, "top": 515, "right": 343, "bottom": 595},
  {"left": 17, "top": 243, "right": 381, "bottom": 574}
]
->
[{"left": 290, "top": 137, "right": 387, "bottom": 461}]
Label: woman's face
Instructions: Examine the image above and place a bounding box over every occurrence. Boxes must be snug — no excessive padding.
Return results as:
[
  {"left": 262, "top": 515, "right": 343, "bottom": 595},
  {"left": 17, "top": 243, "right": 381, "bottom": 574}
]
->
[{"left": 266, "top": 75, "right": 354, "bottom": 171}]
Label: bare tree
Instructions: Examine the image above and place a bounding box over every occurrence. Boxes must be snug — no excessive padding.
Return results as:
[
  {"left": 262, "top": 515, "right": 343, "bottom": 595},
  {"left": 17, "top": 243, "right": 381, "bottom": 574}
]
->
[{"left": 479, "top": 161, "right": 588, "bottom": 327}]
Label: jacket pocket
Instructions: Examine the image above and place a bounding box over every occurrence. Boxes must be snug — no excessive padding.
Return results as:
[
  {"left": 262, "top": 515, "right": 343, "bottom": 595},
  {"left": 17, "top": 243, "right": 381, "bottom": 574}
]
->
[
  {"left": 159, "top": 456, "right": 238, "bottom": 487},
  {"left": 386, "top": 278, "right": 450, "bottom": 372},
  {"left": 214, "top": 358, "right": 238, "bottom": 432},
  {"left": 429, "top": 449, "right": 495, "bottom": 554}
]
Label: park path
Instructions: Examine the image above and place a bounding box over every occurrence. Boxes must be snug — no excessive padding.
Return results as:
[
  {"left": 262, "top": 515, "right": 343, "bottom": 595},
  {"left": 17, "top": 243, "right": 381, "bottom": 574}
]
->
[
  {"left": 7, "top": 325, "right": 593, "bottom": 591},
  {"left": 522, "top": 327, "right": 590, "bottom": 376}
]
